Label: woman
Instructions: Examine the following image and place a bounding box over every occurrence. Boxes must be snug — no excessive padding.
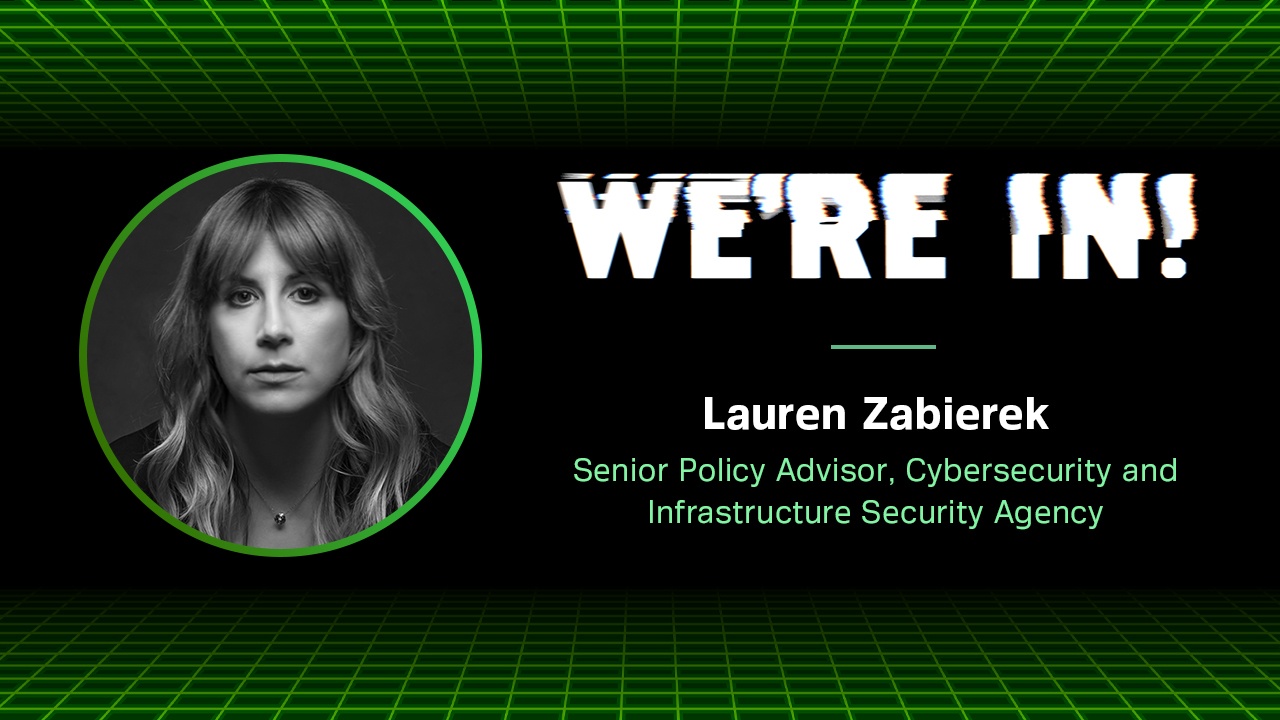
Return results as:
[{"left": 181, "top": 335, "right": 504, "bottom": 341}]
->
[{"left": 111, "top": 177, "right": 444, "bottom": 548}]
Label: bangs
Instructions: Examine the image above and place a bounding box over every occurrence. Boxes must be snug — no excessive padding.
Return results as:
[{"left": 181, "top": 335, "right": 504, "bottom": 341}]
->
[{"left": 193, "top": 179, "right": 358, "bottom": 303}]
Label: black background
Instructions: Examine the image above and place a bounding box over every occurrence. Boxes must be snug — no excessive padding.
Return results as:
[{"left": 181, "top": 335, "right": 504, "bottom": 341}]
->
[{"left": 13, "top": 146, "right": 1267, "bottom": 590}]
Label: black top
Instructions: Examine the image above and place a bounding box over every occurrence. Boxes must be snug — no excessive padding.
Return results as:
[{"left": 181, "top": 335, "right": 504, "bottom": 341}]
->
[
  {"left": 110, "top": 421, "right": 449, "bottom": 503},
  {"left": 109, "top": 421, "right": 165, "bottom": 483}
]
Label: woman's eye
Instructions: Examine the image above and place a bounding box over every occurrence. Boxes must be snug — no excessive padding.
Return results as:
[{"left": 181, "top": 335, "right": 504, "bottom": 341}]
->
[
  {"left": 294, "top": 286, "right": 320, "bottom": 303},
  {"left": 228, "top": 290, "right": 256, "bottom": 307}
]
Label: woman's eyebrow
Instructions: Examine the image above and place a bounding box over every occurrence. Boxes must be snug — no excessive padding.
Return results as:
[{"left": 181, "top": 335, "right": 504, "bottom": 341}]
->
[
  {"left": 222, "top": 271, "right": 316, "bottom": 286},
  {"left": 221, "top": 275, "right": 262, "bottom": 289},
  {"left": 288, "top": 271, "right": 339, "bottom": 288}
]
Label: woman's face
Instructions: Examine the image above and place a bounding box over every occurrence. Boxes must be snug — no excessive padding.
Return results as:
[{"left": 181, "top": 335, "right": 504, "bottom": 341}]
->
[{"left": 209, "top": 236, "right": 352, "bottom": 416}]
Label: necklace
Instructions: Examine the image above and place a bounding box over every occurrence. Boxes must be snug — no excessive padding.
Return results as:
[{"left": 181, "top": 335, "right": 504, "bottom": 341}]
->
[{"left": 246, "top": 473, "right": 323, "bottom": 527}]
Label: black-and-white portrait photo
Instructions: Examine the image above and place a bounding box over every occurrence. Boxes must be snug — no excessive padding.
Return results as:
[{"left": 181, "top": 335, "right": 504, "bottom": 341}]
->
[{"left": 86, "top": 159, "right": 477, "bottom": 551}]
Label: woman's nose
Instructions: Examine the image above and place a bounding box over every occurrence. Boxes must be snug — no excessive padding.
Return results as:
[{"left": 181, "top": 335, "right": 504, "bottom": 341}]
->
[{"left": 257, "top": 297, "right": 292, "bottom": 348}]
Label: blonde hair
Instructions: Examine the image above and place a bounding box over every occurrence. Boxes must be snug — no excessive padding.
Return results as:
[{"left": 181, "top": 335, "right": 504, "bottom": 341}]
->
[{"left": 136, "top": 177, "right": 428, "bottom": 544}]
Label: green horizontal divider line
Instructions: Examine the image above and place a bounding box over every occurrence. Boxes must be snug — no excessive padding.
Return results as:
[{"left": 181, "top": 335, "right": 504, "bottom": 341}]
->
[{"left": 831, "top": 345, "right": 935, "bottom": 350}]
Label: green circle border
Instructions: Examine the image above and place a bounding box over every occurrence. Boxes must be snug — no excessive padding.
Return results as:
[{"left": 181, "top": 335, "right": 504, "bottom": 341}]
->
[{"left": 79, "top": 154, "right": 482, "bottom": 557}]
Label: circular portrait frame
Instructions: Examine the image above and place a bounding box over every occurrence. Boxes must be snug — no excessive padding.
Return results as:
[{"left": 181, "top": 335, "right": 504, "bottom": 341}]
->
[{"left": 80, "top": 154, "right": 482, "bottom": 557}]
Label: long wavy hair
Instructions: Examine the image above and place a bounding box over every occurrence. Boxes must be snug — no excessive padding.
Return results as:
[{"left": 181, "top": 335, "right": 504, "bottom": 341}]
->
[{"left": 136, "top": 177, "right": 427, "bottom": 545}]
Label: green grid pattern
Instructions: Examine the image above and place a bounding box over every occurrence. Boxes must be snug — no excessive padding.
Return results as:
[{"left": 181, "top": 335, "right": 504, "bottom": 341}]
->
[
  {"left": 2, "top": 591, "right": 1277, "bottom": 720},
  {"left": 0, "top": 0, "right": 1276, "bottom": 145}
]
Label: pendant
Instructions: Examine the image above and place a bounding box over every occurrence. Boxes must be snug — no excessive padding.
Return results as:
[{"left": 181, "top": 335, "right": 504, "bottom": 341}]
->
[{"left": 274, "top": 512, "right": 287, "bottom": 526}]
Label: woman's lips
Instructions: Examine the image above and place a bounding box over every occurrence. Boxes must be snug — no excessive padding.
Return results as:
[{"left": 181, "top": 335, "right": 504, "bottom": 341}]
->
[{"left": 249, "top": 366, "right": 303, "bottom": 383}]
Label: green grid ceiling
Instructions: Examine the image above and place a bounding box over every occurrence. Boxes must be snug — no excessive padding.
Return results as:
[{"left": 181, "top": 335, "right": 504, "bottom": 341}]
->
[
  {"left": 1, "top": 590, "right": 1278, "bottom": 720},
  {"left": 0, "top": 0, "right": 1277, "bottom": 146}
]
